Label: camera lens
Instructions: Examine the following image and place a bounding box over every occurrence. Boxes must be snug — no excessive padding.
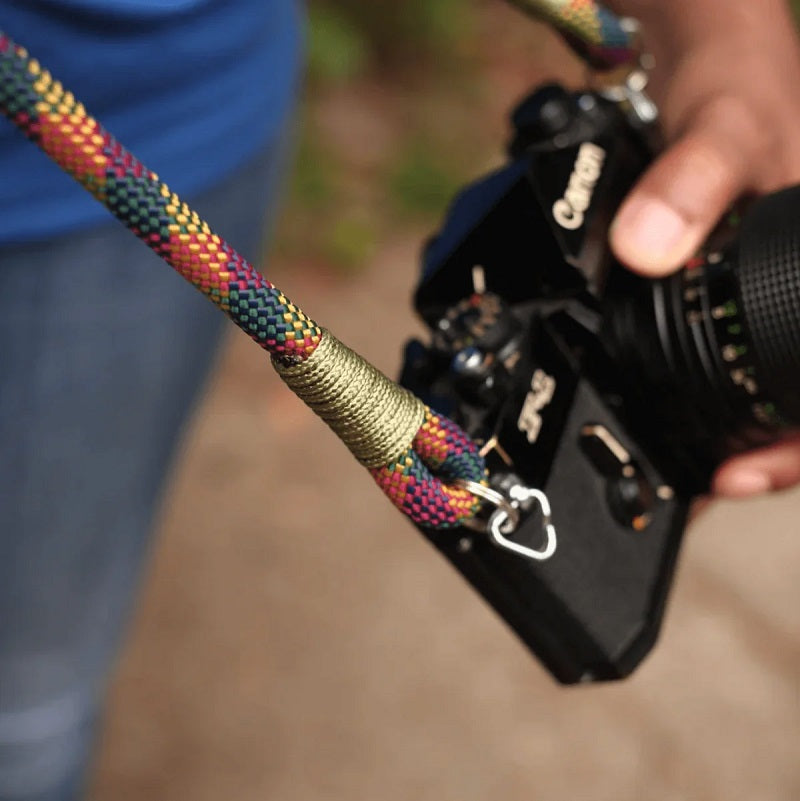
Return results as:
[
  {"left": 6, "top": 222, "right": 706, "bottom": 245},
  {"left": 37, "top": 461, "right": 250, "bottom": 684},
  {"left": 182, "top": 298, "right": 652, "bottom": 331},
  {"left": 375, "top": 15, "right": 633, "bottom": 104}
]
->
[{"left": 603, "top": 186, "right": 800, "bottom": 492}]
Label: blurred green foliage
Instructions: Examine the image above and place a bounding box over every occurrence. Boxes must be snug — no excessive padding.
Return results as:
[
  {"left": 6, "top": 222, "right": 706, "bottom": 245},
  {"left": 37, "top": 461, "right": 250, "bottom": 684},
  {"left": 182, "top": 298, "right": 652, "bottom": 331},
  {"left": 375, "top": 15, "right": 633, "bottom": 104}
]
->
[
  {"left": 386, "top": 139, "right": 466, "bottom": 218},
  {"left": 308, "top": 0, "right": 473, "bottom": 81},
  {"left": 279, "top": 0, "right": 482, "bottom": 271},
  {"left": 306, "top": 6, "right": 370, "bottom": 86},
  {"left": 289, "top": 122, "right": 337, "bottom": 210},
  {"left": 324, "top": 216, "right": 378, "bottom": 269}
]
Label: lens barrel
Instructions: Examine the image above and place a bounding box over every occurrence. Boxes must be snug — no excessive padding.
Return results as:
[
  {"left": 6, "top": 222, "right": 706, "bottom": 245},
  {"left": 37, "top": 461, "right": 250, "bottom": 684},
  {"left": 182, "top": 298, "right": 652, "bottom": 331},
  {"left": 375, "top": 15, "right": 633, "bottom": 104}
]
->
[{"left": 603, "top": 186, "right": 800, "bottom": 491}]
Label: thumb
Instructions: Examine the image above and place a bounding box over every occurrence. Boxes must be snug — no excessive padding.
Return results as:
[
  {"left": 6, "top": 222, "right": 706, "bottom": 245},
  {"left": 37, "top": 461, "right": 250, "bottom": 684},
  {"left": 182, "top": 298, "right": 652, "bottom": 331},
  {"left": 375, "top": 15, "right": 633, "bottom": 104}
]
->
[{"left": 610, "top": 98, "right": 758, "bottom": 276}]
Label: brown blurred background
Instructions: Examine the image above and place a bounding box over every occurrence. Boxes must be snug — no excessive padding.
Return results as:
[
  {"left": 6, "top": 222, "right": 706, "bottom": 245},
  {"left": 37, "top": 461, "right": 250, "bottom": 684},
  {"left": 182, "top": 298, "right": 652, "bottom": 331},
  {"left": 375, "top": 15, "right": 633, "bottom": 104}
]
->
[{"left": 89, "top": 3, "right": 800, "bottom": 799}]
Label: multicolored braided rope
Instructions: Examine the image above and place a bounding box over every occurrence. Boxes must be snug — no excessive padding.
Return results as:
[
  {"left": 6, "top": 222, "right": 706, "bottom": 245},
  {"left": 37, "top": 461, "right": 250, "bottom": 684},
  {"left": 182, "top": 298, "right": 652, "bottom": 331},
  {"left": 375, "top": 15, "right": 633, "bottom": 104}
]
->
[
  {"left": 506, "top": 0, "right": 638, "bottom": 69},
  {"left": 0, "top": 31, "right": 486, "bottom": 530}
]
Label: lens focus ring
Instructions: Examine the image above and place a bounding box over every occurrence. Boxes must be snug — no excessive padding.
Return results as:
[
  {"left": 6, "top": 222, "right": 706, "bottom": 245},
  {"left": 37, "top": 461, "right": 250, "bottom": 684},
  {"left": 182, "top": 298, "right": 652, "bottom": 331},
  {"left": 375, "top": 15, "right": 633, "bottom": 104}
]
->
[{"left": 736, "top": 186, "right": 800, "bottom": 422}]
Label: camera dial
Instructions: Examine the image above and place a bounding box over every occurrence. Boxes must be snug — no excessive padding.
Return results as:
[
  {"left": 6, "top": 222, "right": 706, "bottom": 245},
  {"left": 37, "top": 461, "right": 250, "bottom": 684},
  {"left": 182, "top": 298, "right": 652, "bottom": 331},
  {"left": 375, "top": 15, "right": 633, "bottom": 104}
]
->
[{"left": 433, "top": 289, "right": 523, "bottom": 407}]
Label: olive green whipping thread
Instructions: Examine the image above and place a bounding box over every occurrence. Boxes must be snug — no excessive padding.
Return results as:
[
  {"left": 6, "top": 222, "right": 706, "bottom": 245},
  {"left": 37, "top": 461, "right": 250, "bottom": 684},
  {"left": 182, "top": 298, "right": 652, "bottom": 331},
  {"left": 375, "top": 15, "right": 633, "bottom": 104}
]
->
[{"left": 273, "top": 330, "right": 426, "bottom": 468}]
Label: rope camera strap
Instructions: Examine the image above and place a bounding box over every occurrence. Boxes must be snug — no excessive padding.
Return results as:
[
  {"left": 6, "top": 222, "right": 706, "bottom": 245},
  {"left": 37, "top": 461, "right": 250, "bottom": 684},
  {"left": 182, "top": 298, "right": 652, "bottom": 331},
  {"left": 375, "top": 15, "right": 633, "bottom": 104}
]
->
[{"left": 0, "top": 2, "right": 633, "bottom": 531}]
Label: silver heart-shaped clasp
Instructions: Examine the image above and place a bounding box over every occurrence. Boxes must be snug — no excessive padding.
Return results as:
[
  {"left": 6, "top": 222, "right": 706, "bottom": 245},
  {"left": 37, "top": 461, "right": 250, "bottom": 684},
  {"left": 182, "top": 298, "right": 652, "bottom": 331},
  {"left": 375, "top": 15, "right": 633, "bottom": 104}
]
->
[{"left": 488, "top": 486, "right": 557, "bottom": 562}]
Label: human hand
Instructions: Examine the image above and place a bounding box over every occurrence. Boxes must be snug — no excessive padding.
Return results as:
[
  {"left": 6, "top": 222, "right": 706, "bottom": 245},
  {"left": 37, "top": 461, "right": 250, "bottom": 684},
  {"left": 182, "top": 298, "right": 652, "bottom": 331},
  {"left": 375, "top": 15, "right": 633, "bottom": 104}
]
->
[{"left": 606, "top": 0, "right": 800, "bottom": 498}]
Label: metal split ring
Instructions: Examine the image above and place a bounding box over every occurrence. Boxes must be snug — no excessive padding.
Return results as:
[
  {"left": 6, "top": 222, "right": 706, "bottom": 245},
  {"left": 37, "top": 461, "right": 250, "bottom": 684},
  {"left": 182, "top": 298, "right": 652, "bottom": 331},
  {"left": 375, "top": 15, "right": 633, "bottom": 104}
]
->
[{"left": 454, "top": 479, "right": 519, "bottom": 533}]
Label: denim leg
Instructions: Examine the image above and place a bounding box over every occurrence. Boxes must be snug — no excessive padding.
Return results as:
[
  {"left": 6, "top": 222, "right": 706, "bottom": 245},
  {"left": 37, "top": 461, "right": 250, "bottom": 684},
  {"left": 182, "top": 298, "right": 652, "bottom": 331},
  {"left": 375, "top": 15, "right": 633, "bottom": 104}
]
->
[{"left": 0, "top": 140, "right": 287, "bottom": 801}]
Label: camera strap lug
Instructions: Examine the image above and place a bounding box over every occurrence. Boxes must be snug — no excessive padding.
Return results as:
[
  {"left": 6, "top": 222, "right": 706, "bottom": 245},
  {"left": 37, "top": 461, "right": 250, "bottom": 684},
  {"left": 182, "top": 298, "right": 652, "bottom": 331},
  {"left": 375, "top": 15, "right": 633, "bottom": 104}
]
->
[{"left": 590, "top": 62, "right": 659, "bottom": 131}]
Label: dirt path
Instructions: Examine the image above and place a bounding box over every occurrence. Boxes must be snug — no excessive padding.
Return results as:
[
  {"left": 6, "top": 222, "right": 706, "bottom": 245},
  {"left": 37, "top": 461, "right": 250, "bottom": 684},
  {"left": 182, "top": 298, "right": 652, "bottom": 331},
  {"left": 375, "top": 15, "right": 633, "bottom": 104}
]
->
[{"left": 90, "top": 231, "right": 800, "bottom": 801}]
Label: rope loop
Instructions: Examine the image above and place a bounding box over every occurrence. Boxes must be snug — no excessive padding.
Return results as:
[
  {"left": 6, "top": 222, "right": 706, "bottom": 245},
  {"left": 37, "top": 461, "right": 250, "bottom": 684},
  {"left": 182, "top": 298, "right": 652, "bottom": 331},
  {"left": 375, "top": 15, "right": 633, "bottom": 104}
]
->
[
  {"left": 369, "top": 407, "right": 487, "bottom": 529},
  {"left": 274, "top": 331, "right": 487, "bottom": 528}
]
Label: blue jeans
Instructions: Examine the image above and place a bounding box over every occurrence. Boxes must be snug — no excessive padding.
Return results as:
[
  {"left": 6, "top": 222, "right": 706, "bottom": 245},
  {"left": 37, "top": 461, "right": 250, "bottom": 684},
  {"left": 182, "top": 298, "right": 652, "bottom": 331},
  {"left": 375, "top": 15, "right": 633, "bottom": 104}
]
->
[{"left": 0, "top": 141, "right": 287, "bottom": 800}]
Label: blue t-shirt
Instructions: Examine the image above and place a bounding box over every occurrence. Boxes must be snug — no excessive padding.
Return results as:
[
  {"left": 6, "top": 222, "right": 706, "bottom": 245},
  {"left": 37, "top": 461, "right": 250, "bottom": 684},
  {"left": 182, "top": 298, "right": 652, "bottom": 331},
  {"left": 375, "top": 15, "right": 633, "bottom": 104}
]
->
[{"left": 0, "top": 0, "right": 303, "bottom": 243}]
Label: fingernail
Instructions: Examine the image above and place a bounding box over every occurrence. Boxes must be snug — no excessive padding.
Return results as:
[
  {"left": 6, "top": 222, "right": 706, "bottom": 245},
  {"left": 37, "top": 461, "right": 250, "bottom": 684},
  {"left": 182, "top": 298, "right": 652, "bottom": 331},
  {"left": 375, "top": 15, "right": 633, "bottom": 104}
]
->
[
  {"left": 612, "top": 196, "right": 696, "bottom": 271},
  {"left": 717, "top": 470, "right": 772, "bottom": 497}
]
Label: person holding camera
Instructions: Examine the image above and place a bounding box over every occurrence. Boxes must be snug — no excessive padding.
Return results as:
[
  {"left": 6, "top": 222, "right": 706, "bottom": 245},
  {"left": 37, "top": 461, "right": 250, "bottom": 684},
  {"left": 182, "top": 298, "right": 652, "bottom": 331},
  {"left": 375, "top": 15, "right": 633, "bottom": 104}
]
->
[{"left": 0, "top": 1, "right": 799, "bottom": 800}]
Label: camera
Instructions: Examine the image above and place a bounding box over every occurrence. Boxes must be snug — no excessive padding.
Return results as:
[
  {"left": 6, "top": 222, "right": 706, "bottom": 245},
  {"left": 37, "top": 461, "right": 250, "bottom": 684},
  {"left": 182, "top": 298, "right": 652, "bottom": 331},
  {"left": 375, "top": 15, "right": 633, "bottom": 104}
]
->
[{"left": 399, "top": 82, "right": 800, "bottom": 684}]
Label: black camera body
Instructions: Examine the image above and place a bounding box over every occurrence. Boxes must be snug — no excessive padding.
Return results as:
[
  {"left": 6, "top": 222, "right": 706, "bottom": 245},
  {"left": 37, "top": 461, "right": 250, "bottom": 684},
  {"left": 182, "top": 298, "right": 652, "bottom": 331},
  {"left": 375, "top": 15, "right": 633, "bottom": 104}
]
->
[{"left": 400, "top": 83, "right": 799, "bottom": 683}]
